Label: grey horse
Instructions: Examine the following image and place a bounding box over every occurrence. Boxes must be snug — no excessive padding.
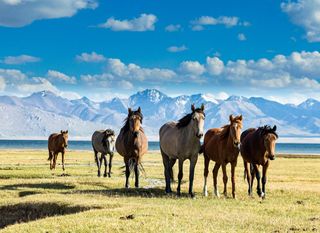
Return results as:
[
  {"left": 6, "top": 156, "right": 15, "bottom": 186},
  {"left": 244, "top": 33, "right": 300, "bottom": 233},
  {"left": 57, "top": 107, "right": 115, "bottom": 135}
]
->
[
  {"left": 91, "top": 129, "right": 116, "bottom": 177},
  {"left": 159, "top": 104, "right": 205, "bottom": 198}
]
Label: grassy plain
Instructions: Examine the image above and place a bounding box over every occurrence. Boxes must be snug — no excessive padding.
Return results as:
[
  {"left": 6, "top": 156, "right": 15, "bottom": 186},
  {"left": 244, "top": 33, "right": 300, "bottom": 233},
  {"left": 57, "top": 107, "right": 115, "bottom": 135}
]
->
[{"left": 0, "top": 150, "right": 319, "bottom": 232}]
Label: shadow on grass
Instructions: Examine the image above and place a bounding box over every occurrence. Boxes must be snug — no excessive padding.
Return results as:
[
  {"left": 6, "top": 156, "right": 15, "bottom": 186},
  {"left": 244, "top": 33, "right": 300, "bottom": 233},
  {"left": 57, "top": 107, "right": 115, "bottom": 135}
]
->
[
  {"left": 69, "top": 187, "right": 192, "bottom": 198},
  {"left": 0, "top": 182, "right": 75, "bottom": 190},
  {"left": 0, "top": 202, "right": 100, "bottom": 229}
]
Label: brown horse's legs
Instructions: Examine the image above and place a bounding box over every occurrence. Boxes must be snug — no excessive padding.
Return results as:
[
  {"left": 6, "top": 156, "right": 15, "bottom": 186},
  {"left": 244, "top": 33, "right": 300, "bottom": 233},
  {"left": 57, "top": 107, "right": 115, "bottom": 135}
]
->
[
  {"left": 134, "top": 162, "right": 139, "bottom": 188},
  {"left": 222, "top": 163, "right": 228, "bottom": 197},
  {"left": 108, "top": 153, "right": 113, "bottom": 177},
  {"left": 161, "top": 151, "right": 172, "bottom": 193},
  {"left": 177, "top": 159, "right": 184, "bottom": 196},
  {"left": 244, "top": 161, "right": 252, "bottom": 196},
  {"left": 261, "top": 160, "right": 269, "bottom": 199},
  {"left": 125, "top": 161, "right": 130, "bottom": 188},
  {"left": 61, "top": 151, "right": 65, "bottom": 172},
  {"left": 252, "top": 164, "right": 262, "bottom": 197},
  {"left": 188, "top": 156, "right": 198, "bottom": 198},
  {"left": 53, "top": 153, "right": 58, "bottom": 170},
  {"left": 212, "top": 163, "right": 221, "bottom": 197},
  {"left": 203, "top": 156, "right": 210, "bottom": 196},
  {"left": 231, "top": 161, "right": 237, "bottom": 199},
  {"left": 49, "top": 151, "right": 54, "bottom": 170}
]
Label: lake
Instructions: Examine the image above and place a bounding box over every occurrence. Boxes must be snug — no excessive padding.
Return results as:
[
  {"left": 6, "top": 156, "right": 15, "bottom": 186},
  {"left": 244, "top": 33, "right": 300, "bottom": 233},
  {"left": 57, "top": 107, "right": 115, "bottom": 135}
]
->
[{"left": 0, "top": 140, "right": 320, "bottom": 155}]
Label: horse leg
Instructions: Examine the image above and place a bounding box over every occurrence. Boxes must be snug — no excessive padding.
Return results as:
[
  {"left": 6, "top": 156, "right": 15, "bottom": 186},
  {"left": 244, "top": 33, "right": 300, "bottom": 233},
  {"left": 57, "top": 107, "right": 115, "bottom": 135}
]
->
[
  {"left": 250, "top": 163, "right": 255, "bottom": 193},
  {"left": 108, "top": 153, "right": 113, "bottom": 177},
  {"left": 169, "top": 158, "right": 176, "bottom": 182},
  {"left": 177, "top": 159, "right": 184, "bottom": 196},
  {"left": 99, "top": 155, "right": 104, "bottom": 177},
  {"left": 222, "top": 163, "right": 228, "bottom": 197},
  {"left": 125, "top": 160, "right": 130, "bottom": 188},
  {"left": 189, "top": 156, "right": 198, "bottom": 198},
  {"left": 49, "top": 151, "right": 54, "bottom": 170},
  {"left": 102, "top": 154, "right": 107, "bottom": 177},
  {"left": 94, "top": 150, "right": 101, "bottom": 177},
  {"left": 253, "top": 164, "right": 262, "bottom": 197},
  {"left": 61, "top": 151, "right": 65, "bottom": 172},
  {"left": 244, "top": 161, "right": 252, "bottom": 196},
  {"left": 161, "top": 151, "right": 172, "bottom": 193},
  {"left": 203, "top": 155, "right": 210, "bottom": 196},
  {"left": 53, "top": 153, "right": 58, "bottom": 170},
  {"left": 134, "top": 161, "right": 140, "bottom": 188},
  {"left": 261, "top": 160, "right": 269, "bottom": 199},
  {"left": 231, "top": 161, "right": 237, "bottom": 199},
  {"left": 212, "top": 163, "right": 221, "bottom": 197}
]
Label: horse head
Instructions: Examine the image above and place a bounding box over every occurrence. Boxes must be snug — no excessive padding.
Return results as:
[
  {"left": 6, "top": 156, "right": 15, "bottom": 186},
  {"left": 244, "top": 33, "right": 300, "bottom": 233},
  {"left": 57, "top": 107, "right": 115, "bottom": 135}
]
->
[
  {"left": 191, "top": 103, "right": 205, "bottom": 138},
  {"left": 261, "top": 125, "right": 278, "bottom": 160},
  {"left": 127, "top": 107, "right": 143, "bottom": 138},
  {"left": 104, "top": 129, "right": 116, "bottom": 154},
  {"left": 60, "top": 130, "right": 69, "bottom": 148},
  {"left": 229, "top": 115, "right": 243, "bottom": 149}
]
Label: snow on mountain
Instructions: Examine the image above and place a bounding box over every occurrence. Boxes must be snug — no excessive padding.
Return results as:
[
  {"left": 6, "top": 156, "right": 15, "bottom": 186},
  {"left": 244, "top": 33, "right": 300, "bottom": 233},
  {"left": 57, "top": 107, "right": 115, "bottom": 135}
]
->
[{"left": 0, "top": 89, "right": 319, "bottom": 139}]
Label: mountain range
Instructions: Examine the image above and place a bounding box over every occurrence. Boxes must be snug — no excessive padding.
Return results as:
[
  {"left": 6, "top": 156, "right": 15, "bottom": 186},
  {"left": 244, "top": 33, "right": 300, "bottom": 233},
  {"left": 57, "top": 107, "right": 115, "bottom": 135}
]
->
[{"left": 0, "top": 89, "right": 319, "bottom": 140}]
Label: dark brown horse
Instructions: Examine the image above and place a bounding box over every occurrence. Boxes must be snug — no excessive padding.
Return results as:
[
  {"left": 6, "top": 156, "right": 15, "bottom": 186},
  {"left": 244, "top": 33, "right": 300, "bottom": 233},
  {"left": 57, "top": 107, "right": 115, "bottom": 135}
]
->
[
  {"left": 240, "top": 125, "right": 278, "bottom": 199},
  {"left": 115, "top": 107, "right": 148, "bottom": 188},
  {"left": 201, "top": 115, "right": 243, "bottom": 198},
  {"left": 48, "top": 130, "right": 69, "bottom": 171}
]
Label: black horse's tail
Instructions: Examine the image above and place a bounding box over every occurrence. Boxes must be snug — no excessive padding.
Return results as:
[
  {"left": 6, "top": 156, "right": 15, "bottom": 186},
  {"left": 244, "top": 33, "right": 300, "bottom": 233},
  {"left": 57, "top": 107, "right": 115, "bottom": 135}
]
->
[
  {"left": 48, "top": 151, "right": 52, "bottom": 161},
  {"left": 122, "top": 158, "right": 146, "bottom": 177}
]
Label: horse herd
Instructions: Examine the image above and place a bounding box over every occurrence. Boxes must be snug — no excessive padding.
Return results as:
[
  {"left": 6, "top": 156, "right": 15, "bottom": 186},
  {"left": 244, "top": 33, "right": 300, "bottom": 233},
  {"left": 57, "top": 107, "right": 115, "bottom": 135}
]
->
[{"left": 48, "top": 104, "right": 278, "bottom": 199}]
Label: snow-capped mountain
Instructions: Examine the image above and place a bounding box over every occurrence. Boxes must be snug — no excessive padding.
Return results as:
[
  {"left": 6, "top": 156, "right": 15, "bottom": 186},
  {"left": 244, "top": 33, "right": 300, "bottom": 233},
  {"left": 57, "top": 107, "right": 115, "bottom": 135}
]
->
[{"left": 0, "top": 89, "right": 319, "bottom": 139}]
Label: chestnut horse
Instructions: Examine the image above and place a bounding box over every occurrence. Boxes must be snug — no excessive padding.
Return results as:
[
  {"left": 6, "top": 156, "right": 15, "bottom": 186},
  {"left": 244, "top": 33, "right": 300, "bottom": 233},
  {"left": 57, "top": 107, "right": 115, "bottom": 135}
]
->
[
  {"left": 115, "top": 107, "right": 148, "bottom": 188},
  {"left": 201, "top": 115, "right": 243, "bottom": 198},
  {"left": 240, "top": 125, "right": 278, "bottom": 199},
  {"left": 48, "top": 130, "right": 69, "bottom": 171},
  {"left": 160, "top": 104, "right": 205, "bottom": 198}
]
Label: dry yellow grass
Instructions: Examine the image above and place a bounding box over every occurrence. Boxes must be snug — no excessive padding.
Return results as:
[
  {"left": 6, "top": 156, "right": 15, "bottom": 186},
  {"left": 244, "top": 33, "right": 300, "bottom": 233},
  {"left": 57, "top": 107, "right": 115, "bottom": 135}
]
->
[{"left": 0, "top": 150, "right": 319, "bottom": 232}]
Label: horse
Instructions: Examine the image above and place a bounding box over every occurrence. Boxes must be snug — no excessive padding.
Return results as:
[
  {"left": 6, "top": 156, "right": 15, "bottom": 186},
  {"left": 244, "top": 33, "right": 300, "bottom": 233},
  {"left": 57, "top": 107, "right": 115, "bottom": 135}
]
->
[
  {"left": 91, "top": 129, "right": 116, "bottom": 177},
  {"left": 159, "top": 104, "right": 205, "bottom": 198},
  {"left": 115, "top": 107, "right": 148, "bottom": 188},
  {"left": 48, "top": 130, "right": 69, "bottom": 171},
  {"left": 201, "top": 115, "right": 243, "bottom": 199},
  {"left": 240, "top": 125, "right": 278, "bottom": 199}
]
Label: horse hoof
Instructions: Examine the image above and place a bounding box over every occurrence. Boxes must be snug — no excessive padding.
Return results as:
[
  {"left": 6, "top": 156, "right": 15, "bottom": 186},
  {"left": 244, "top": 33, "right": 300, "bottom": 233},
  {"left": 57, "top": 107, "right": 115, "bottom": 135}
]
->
[
  {"left": 203, "top": 191, "right": 208, "bottom": 197},
  {"left": 108, "top": 173, "right": 111, "bottom": 178},
  {"left": 190, "top": 193, "right": 196, "bottom": 199},
  {"left": 103, "top": 173, "right": 107, "bottom": 177}
]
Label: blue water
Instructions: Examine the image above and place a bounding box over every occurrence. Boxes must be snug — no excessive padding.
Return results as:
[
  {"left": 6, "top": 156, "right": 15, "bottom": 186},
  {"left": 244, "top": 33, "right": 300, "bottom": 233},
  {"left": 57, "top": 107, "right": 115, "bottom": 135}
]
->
[{"left": 0, "top": 140, "right": 320, "bottom": 155}]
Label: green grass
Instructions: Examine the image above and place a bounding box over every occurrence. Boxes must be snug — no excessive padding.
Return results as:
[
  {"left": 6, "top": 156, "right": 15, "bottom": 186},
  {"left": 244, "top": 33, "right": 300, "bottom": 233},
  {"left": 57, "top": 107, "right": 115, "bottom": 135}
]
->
[{"left": 0, "top": 150, "right": 319, "bottom": 232}]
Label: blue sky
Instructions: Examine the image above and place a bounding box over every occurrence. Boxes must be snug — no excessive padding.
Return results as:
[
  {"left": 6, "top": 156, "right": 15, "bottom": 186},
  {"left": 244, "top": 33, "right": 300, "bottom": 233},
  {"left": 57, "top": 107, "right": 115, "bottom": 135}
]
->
[{"left": 0, "top": 0, "right": 320, "bottom": 103}]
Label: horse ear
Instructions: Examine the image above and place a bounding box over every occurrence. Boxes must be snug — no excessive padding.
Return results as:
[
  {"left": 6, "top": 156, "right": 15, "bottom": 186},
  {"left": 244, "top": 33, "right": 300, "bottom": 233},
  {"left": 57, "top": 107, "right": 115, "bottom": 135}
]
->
[
  {"left": 137, "top": 107, "right": 141, "bottom": 113},
  {"left": 229, "top": 114, "right": 234, "bottom": 122},
  {"left": 201, "top": 103, "right": 205, "bottom": 111},
  {"left": 66, "top": 130, "right": 68, "bottom": 134},
  {"left": 273, "top": 125, "right": 277, "bottom": 132},
  {"left": 60, "top": 130, "right": 63, "bottom": 134},
  {"left": 191, "top": 104, "right": 195, "bottom": 112},
  {"left": 239, "top": 115, "right": 243, "bottom": 121},
  {"left": 128, "top": 108, "right": 132, "bottom": 115}
]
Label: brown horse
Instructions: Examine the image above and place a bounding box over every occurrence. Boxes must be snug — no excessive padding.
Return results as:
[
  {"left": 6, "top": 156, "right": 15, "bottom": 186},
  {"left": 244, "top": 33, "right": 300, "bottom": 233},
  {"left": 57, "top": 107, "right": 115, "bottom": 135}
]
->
[
  {"left": 201, "top": 115, "right": 243, "bottom": 198},
  {"left": 240, "top": 125, "right": 278, "bottom": 199},
  {"left": 115, "top": 107, "right": 148, "bottom": 188},
  {"left": 48, "top": 130, "right": 69, "bottom": 171}
]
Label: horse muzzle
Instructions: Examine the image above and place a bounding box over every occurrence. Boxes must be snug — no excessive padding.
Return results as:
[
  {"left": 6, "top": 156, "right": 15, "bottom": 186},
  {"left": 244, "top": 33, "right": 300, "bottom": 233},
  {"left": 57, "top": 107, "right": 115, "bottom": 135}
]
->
[
  {"left": 133, "top": 131, "right": 139, "bottom": 138},
  {"left": 196, "top": 133, "right": 203, "bottom": 138},
  {"left": 234, "top": 141, "right": 241, "bottom": 150},
  {"left": 269, "top": 154, "right": 275, "bottom": 160}
]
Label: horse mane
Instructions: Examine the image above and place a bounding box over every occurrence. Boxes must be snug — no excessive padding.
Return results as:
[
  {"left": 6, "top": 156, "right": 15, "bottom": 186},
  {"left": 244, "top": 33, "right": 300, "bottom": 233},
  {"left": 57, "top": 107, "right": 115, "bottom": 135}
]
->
[
  {"left": 257, "top": 125, "right": 278, "bottom": 138},
  {"left": 105, "top": 129, "right": 115, "bottom": 136},
  {"left": 219, "top": 125, "right": 230, "bottom": 140},
  {"left": 121, "top": 110, "right": 144, "bottom": 133},
  {"left": 176, "top": 108, "right": 205, "bottom": 129}
]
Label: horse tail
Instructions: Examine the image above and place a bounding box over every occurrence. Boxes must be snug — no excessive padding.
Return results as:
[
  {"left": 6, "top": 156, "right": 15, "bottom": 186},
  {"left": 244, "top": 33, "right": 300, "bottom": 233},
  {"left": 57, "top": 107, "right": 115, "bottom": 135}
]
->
[
  {"left": 48, "top": 151, "right": 52, "bottom": 161},
  {"left": 199, "top": 144, "right": 204, "bottom": 154},
  {"left": 243, "top": 169, "right": 246, "bottom": 181}
]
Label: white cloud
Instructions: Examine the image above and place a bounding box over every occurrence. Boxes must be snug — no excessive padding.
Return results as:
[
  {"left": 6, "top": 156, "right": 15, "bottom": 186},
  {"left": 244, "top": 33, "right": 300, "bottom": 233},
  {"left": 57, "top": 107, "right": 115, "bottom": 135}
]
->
[
  {"left": 47, "top": 70, "right": 76, "bottom": 84},
  {"left": 238, "top": 33, "right": 246, "bottom": 41},
  {"left": 0, "top": 0, "right": 97, "bottom": 27},
  {"left": 281, "top": 0, "right": 320, "bottom": 42},
  {"left": 118, "top": 80, "right": 133, "bottom": 90},
  {"left": 165, "top": 24, "right": 181, "bottom": 32},
  {"left": 76, "top": 52, "right": 106, "bottom": 63},
  {"left": 99, "top": 14, "right": 157, "bottom": 31},
  {"left": 2, "top": 55, "right": 40, "bottom": 64},
  {"left": 0, "top": 68, "right": 26, "bottom": 82},
  {"left": 179, "top": 61, "right": 205, "bottom": 76},
  {"left": 17, "top": 77, "right": 59, "bottom": 93},
  {"left": 0, "top": 77, "right": 6, "bottom": 91},
  {"left": 206, "top": 56, "right": 224, "bottom": 75},
  {"left": 167, "top": 45, "right": 188, "bottom": 53},
  {"left": 190, "top": 16, "right": 247, "bottom": 31}
]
